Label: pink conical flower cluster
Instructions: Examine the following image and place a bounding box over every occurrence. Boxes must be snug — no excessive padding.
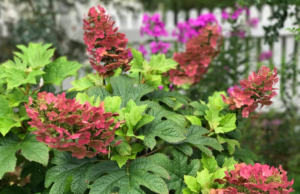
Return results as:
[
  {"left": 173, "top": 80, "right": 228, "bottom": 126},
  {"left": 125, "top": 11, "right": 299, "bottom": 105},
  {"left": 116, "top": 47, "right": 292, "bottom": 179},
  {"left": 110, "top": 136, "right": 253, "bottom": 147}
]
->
[
  {"left": 169, "top": 24, "right": 222, "bottom": 86},
  {"left": 221, "top": 66, "right": 278, "bottom": 117},
  {"left": 83, "top": 5, "right": 132, "bottom": 77},
  {"left": 210, "top": 163, "right": 294, "bottom": 194},
  {"left": 25, "top": 92, "right": 123, "bottom": 159}
]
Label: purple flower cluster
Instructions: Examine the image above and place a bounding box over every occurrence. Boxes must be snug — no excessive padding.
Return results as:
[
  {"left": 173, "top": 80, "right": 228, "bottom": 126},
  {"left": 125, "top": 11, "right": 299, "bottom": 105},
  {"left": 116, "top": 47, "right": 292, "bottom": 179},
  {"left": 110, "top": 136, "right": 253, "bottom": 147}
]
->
[
  {"left": 259, "top": 51, "right": 273, "bottom": 62},
  {"left": 247, "top": 18, "right": 259, "bottom": 28},
  {"left": 140, "top": 13, "right": 168, "bottom": 37},
  {"left": 138, "top": 45, "right": 147, "bottom": 56},
  {"left": 230, "top": 30, "right": 246, "bottom": 38},
  {"left": 222, "top": 4, "right": 249, "bottom": 20},
  {"left": 172, "top": 13, "right": 218, "bottom": 43},
  {"left": 150, "top": 41, "right": 170, "bottom": 54}
]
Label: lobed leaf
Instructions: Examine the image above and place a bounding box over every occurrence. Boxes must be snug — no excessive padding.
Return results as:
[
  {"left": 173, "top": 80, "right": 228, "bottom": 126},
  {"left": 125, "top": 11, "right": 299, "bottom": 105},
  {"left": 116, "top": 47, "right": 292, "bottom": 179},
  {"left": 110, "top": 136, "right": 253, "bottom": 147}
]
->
[
  {"left": 87, "top": 158, "right": 170, "bottom": 194},
  {"left": 150, "top": 149, "right": 200, "bottom": 194},
  {"left": 45, "top": 151, "right": 96, "bottom": 194},
  {"left": 44, "top": 57, "right": 82, "bottom": 86},
  {"left": 0, "top": 133, "right": 49, "bottom": 178}
]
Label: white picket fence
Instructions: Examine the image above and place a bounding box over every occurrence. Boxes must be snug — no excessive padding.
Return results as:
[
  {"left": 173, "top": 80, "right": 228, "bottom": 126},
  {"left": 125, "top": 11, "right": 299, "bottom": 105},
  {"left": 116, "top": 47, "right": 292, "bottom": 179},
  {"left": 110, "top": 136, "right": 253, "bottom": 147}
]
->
[{"left": 0, "top": 1, "right": 299, "bottom": 112}]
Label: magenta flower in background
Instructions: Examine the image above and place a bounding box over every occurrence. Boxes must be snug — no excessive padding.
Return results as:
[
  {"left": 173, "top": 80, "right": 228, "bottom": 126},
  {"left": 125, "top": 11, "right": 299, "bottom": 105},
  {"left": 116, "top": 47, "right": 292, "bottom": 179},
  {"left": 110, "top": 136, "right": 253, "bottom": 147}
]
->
[
  {"left": 172, "top": 13, "right": 218, "bottom": 43},
  {"left": 248, "top": 18, "right": 259, "bottom": 28},
  {"left": 138, "top": 45, "right": 147, "bottom": 56},
  {"left": 140, "top": 13, "right": 168, "bottom": 37},
  {"left": 231, "top": 6, "right": 244, "bottom": 20},
  {"left": 227, "top": 85, "right": 241, "bottom": 97},
  {"left": 150, "top": 41, "right": 170, "bottom": 54},
  {"left": 230, "top": 30, "right": 245, "bottom": 38},
  {"left": 189, "top": 13, "right": 217, "bottom": 28},
  {"left": 222, "top": 4, "right": 249, "bottom": 20},
  {"left": 158, "top": 86, "right": 164, "bottom": 90},
  {"left": 172, "top": 22, "right": 197, "bottom": 43},
  {"left": 259, "top": 51, "right": 273, "bottom": 61},
  {"left": 222, "top": 10, "right": 229, "bottom": 19},
  {"left": 128, "top": 50, "right": 133, "bottom": 57}
]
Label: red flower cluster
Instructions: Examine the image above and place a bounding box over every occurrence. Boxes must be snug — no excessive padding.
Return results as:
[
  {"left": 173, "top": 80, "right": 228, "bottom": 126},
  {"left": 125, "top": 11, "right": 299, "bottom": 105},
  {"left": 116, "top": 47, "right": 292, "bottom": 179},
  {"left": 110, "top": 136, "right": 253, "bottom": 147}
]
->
[
  {"left": 25, "top": 92, "right": 122, "bottom": 159},
  {"left": 222, "top": 66, "right": 278, "bottom": 117},
  {"left": 210, "top": 163, "right": 294, "bottom": 194},
  {"left": 169, "top": 24, "right": 222, "bottom": 86},
  {"left": 83, "top": 5, "right": 132, "bottom": 77}
]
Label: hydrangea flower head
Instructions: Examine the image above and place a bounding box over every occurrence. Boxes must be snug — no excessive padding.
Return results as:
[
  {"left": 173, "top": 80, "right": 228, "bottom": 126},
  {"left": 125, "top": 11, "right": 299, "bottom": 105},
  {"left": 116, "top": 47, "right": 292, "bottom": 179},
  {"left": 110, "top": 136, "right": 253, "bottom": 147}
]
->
[
  {"left": 25, "top": 92, "right": 123, "bottom": 159},
  {"left": 169, "top": 24, "right": 222, "bottom": 86},
  {"left": 222, "top": 66, "right": 278, "bottom": 117},
  {"left": 83, "top": 5, "right": 132, "bottom": 77},
  {"left": 140, "top": 13, "right": 168, "bottom": 37},
  {"left": 211, "top": 163, "right": 294, "bottom": 193}
]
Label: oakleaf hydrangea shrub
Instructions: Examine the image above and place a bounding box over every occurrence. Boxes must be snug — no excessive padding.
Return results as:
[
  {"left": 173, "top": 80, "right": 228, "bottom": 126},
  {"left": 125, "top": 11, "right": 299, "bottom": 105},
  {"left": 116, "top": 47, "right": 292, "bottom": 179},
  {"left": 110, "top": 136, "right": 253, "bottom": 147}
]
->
[
  {"left": 211, "top": 163, "right": 294, "bottom": 193},
  {"left": 221, "top": 66, "right": 278, "bottom": 117},
  {"left": 183, "top": 154, "right": 294, "bottom": 194},
  {"left": 83, "top": 5, "right": 132, "bottom": 76},
  {"left": 25, "top": 92, "right": 122, "bottom": 159},
  {"left": 0, "top": 3, "right": 295, "bottom": 194},
  {"left": 169, "top": 24, "right": 222, "bottom": 86}
]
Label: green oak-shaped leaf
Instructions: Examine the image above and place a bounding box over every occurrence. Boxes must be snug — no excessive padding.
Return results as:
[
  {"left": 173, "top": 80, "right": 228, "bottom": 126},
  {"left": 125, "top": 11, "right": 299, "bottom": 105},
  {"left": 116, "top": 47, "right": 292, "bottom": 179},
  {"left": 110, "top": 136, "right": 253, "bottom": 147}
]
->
[
  {"left": 150, "top": 149, "right": 200, "bottom": 194},
  {"left": 5, "top": 68, "right": 44, "bottom": 90},
  {"left": 2, "top": 56, "right": 27, "bottom": 71},
  {"left": 129, "top": 48, "right": 144, "bottom": 71},
  {"left": 110, "top": 75, "right": 155, "bottom": 108},
  {"left": 207, "top": 91, "right": 228, "bottom": 111},
  {"left": 146, "top": 90, "right": 190, "bottom": 108},
  {"left": 87, "top": 86, "right": 111, "bottom": 100},
  {"left": 205, "top": 107, "right": 222, "bottom": 131},
  {"left": 185, "top": 115, "right": 202, "bottom": 126},
  {"left": 0, "top": 133, "right": 49, "bottom": 178},
  {"left": 141, "top": 120, "right": 186, "bottom": 149},
  {"left": 43, "top": 57, "right": 82, "bottom": 86},
  {"left": 0, "top": 66, "right": 6, "bottom": 84},
  {"left": 0, "top": 117, "right": 22, "bottom": 136},
  {"left": 15, "top": 42, "right": 55, "bottom": 69},
  {"left": 124, "top": 100, "right": 147, "bottom": 133},
  {"left": 184, "top": 176, "right": 200, "bottom": 193},
  {"left": 114, "top": 136, "right": 131, "bottom": 156},
  {"left": 69, "top": 77, "right": 94, "bottom": 92},
  {"left": 190, "top": 101, "right": 208, "bottom": 116},
  {"left": 45, "top": 151, "right": 96, "bottom": 194},
  {"left": 87, "top": 158, "right": 170, "bottom": 194},
  {"left": 110, "top": 154, "right": 136, "bottom": 168},
  {"left": 87, "top": 75, "right": 155, "bottom": 109},
  {"left": 103, "top": 96, "right": 122, "bottom": 112},
  {"left": 222, "top": 157, "right": 238, "bottom": 171},
  {"left": 148, "top": 54, "right": 178, "bottom": 73},
  {"left": 75, "top": 92, "right": 100, "bottom": 107},
  {"left": 140, "top": 108, "right": 186, "bottom": 149},
  {"left": 0, "top": 96, "right": 13, "bottom": 117},
  {"left": 176, "top": 125, "right": 223, "bottom": 157},
  {"left": 214, "top": 114, "right": 237, "bottom": 134},
  {"left": 196, "top": 169, "right": 212, "bottom": 189},
  {"left": 201, "top": 153, "right": 219, "bottom": 173},
  {"left": 6, "top": 88, "right": 29, "bottom": 107},
  {"left": 217, "top": 135, "right": 241, "bottom": 155}
]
